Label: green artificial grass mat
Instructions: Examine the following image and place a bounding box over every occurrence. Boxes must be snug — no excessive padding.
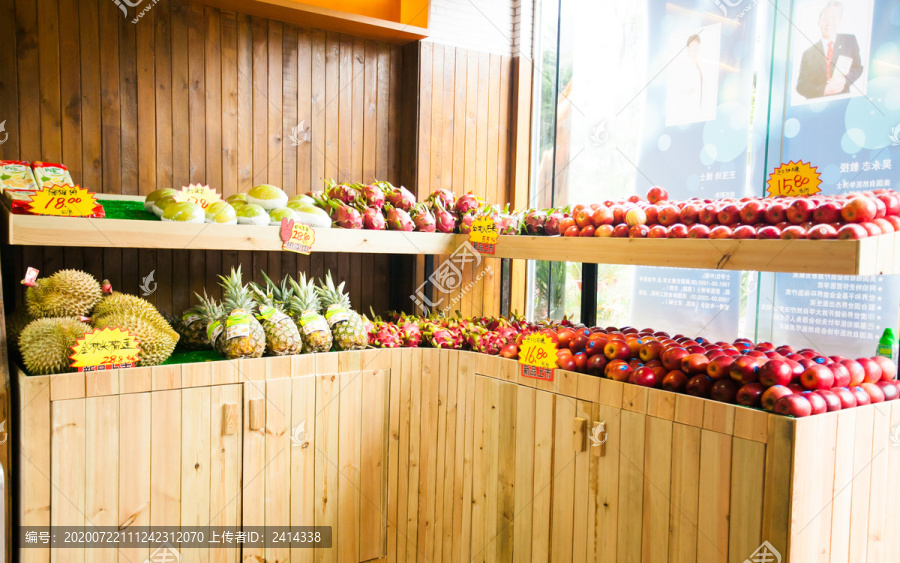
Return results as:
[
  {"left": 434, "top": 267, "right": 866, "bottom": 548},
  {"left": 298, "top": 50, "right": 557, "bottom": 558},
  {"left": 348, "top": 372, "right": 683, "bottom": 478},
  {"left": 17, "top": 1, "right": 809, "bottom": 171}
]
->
[
  {"left": 97, "top": 198, "right": 159, "bottom": 221},
  {"left": 162, "top": 348, "right": 224, "bottom": 364}
]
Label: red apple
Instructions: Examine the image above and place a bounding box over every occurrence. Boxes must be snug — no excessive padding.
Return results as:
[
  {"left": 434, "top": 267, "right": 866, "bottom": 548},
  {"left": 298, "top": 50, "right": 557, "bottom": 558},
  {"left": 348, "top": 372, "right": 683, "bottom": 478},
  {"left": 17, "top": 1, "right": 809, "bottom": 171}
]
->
[
  {"left": 573, "top": 352, "right": 588, "bottom": 372},
  {"left": 564, "top": 225, "right": 580, "bottom": 237},
  {"left": 711, "top": 379, "right": 740, "bottom": 403},
  {"left": 836, "top": 359, "right": 864, "bottom": 387},
  {"left": 806, "top": 224, "right": 838, "bottom": 239},
  {"left": 687, "top": 224, "right": 710, "bottom": 238},
  {"left": 812, "top": 201, "right": 842, "bottom": 224},
  {"left": 736, "top": 382, "right": 767, "bottom": 407},
  {"left": 681, "top": 353, "right": 710, "bottom": 375},
  {"left": 800, "top": 364, "right": 834, "bottom": 390},
  {"left": 656, "top": 205, "right": 680, "bottom": 226},
  {"left": 680, "top": 203, "right": 701, "bottom": 225},
  {"left": 888, "top": 215, "right": 900, "bottom": 230},
  {"left": 707, "top": 355, "right": 735, "bottom": 380},
  {"left": 662, "top": 370, "right": 689, "bottom": 393},
  {"left": 647, "top": 186, "right": 668, "bottom": 204},
  {"left": 757, "top": 226, "right": 782, "bottom": 239},
  {"left": 832, "top": 387, "right": 858, "bottom": 409},
  {"left": 852, "top": 386, "right": 872, "bottom": 406},
  {"left": 775, "top": 394, "right": 812, "bottom": 417},
  {"left": 629, "top": 366, "right": 659, "bottom": 388},
  {"left": 612, "top": 224, "right": 630, "bottom": 237},
  {"left": 647, "top": 225, "right": 667, "bottom": 238},
  {"left": 739, "top": 200, "right": 765, "bottom": 224},
  {"left": 709, "top": 225, "right": 733, "bottom": 239},
  {"left": 717, "top": 204, "right": 740, "bottom": 225},
  {"left": 875, "top": 380, "right": 899, "bottom": 401},
  {"left": 765, "top": 202, "right": 787, "bottom": 224},
  {"left": 730, "top": 355, "right": 761, "bottom": 385},
  {"left": 780, "top": 225, "right": 807, "bottom": 239},
  {"left": 685, "top": 374, "right": 713, "bottom": 398},
  {"left": 831, "top": 363, "right": 851, "bottom": 388},
  {"left": 815, "top": 389, "right": 843, "bottom": 412},
  {"left": 629, "top": 224, "right": 649, "bottom": 238},
  {"left": 761, "top": 385, "right": 793, "bottom": 411},
  {"left": 873, "top": 196, "right": 887, "bottom": 219},
  {"left": 604, "top": 340, "right": 630, "bottom": 360},
  {"left": 876, "top": 193, "right": 900, "bottom": 216},
  {"left": 874, "top": 217, "right": 895, "bottom": 234},
  {"left": 644, "top": 205, "right": 660, "bottom": 225},
  {"left": 570, "top": 334, "right": 588, "bottom": 354},
  {"left": 606, "top": 360, "right": 633, "bottom": 382},
  {"left": 638, "top": 341, "right": 662, "bottom": 362},
  {"left": 857, "top": 357, "right": 883, "bottom": 383},
  {"left": 837, "top": 224, "right": 868, "bottom": 239},
  {"left": 586, "top": 354, "right": 608, "bottom": 376},
  {"left": 860, "top": 382, "right": 885, "bottom": 403},
  {"left": 873, "top": 356, "right": 897, "bottom": 381},
  {"left": 801, "top": 391, "right": 827, "bottom": 414},
  {"left": 733, "top": 225, "right": 757, "bottom": 239},
  {"left": 841, "top": 196, "right": 878, "bottom": 223},
  {"left": 591, "top": 205, "right": 614, "bottom": 226},
  {"left": 661, "top": 347, "right": 690, "bottom": 371},
  {"left": 787, "top": 199, "right": 815, "bottom": 224},
  {"left": 759, "top": 359, "right": 793, "bottom": 387},
  {"left": 627, "top": 195, "right": 641, "bottom": 204},
  {"left": 666, "top": 223, "right": 689, "bottom": 238},
  {"left": 699, "top": 204, "right": 719, "bottom": 225}
]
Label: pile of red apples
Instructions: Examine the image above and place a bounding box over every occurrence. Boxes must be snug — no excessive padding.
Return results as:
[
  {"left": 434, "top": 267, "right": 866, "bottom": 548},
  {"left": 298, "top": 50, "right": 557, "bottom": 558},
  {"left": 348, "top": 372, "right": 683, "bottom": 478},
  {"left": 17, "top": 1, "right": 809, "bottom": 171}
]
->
[
  {"left": 553, "top": 326, "right": 898, "bottom": 417},
  {"left": 558, "top": 187, "right": 900, "bottom": 240}
]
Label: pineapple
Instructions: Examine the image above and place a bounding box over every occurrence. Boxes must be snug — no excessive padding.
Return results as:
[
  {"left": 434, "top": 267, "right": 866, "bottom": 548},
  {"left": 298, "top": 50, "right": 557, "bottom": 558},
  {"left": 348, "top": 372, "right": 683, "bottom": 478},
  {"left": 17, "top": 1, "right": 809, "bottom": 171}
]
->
[
  {"left": 217, "top": 267, "right": 265, "bottom": 359},
  {"left": 250, "top": 281, "right": 303, "bottom": 356},
  {"left": 178, "top": 291, "right": 217, "bottom": 350},
  {"left": 286, "top": 273, "right": 333, "bottom": 353},
  {"left": 315, "top": 272, "right": 367, "bottom": 351}
]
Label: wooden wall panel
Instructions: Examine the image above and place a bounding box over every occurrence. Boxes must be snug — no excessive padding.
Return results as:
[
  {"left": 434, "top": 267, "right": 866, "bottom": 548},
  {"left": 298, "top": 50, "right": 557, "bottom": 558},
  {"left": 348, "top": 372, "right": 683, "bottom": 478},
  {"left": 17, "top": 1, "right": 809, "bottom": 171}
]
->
[{"left": 2, "top": 0, "right": 407, "bottom": 318}]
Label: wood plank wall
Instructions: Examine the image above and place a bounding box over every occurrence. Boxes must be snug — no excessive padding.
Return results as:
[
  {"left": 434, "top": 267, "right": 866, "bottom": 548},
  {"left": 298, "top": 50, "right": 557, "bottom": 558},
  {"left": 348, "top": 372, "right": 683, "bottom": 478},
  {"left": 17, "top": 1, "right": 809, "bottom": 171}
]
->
[
  {"left": 0, "top": 0, "right": 405, "bottom": 317},
  {"left": 403, "top": 42, "right": 518, "bottom": 319}
]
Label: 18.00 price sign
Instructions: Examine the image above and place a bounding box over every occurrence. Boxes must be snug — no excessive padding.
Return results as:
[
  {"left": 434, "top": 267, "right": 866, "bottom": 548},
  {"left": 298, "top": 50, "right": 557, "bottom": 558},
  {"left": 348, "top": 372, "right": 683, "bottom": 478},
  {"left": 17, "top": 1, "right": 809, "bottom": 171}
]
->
[
  {"left": 27, "top": 185, "right": 97, "bottom": 217},
  {"left": 518, "top": 333, "right": 558, "bottom": 381}
]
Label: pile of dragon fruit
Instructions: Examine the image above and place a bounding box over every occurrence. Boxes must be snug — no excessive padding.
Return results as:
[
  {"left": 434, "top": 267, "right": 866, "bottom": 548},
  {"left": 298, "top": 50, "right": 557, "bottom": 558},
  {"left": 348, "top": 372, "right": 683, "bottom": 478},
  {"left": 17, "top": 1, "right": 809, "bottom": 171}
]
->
[
  {"left": 365, "top": 312, "right": 535, "bottom": 353},
  {"left": 310, "top": 180, "right": 523, "bottom": 234}
]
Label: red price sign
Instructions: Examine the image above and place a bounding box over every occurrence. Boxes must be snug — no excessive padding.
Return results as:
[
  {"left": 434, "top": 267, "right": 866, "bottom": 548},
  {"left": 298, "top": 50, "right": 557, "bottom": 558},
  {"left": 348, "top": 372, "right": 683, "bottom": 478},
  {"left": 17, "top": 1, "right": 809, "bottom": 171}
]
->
[
  {"left": 280, "top": 218, "right": 316, "bottom": 255},
  {"left": 766, "top": 161, "right": 822, "bottom": 197},
  {"left": 176, "top": 183, "right": 221, "bottom": 209}
]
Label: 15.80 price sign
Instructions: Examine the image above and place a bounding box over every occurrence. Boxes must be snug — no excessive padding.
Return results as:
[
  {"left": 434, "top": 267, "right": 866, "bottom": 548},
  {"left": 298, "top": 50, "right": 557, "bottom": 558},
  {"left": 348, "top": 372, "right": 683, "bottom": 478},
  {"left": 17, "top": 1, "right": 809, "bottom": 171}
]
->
[{"left": 518, "top": 333, "right": 558, "bottom": 381}]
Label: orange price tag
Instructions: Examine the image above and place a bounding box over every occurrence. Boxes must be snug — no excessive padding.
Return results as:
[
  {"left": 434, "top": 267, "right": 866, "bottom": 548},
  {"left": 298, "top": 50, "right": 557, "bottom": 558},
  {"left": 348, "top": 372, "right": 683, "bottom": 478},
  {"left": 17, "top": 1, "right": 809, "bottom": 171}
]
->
[
  {"left": 70, "top": 327, "right": 141, "bottom": 371},
  {"left": 766, "top": 161, "right": 822, "bottom": 197},
  {"left": 469, "top": 217, "right": 498, "bottom": 254},
  {"left": 27, "top": 185, "right": 97, "bottom": 217},
  {"left": 279, "top": 218, "right": 316, "bottom": 255},
  {"left": 519, "top": 333, "right": 558, "bottom": 381},
  {"left": 175, "top": 183, "right": 221, "bottom": 210}
]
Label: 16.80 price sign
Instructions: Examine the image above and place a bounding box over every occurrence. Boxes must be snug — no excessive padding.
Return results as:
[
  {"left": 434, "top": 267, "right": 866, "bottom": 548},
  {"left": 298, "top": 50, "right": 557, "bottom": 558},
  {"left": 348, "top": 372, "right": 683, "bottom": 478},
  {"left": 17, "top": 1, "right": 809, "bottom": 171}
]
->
[{"left": 518, "top": 333, "right": 558, "bottom": 381}]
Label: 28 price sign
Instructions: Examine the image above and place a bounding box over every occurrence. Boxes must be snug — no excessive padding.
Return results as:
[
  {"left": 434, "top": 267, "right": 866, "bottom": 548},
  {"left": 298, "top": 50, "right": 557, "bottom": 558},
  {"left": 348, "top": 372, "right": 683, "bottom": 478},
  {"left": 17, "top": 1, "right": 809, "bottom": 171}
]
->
[
  {"left": 766, "top": 161, "right": 822, "bottom": 197},
  {"left": 70, "top": 327, "right": 142, "bottom": 372},
  {"left": 518, "top": 332, "right": 558, "bottom": 381},
  {"left": 28, "top": 185, "right": 97, "bottom": 217},
  {"left": 280, "top": 218, "right": 316, "bottom": 255},
  {"left": 176, "top": 183, "right": 221, "bottom": 209}
]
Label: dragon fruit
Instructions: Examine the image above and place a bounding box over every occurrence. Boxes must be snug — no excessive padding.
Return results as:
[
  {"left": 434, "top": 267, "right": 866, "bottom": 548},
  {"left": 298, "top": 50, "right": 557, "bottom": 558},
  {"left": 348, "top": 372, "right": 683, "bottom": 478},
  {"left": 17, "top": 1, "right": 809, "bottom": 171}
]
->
[
  {"left": 426, "top": 327, "right": 457, "bottom": 349},
  {"left": 455, "top": 192, "right": 479, "bottom": 214},
  {"left": 496, "top": 207, "right": 521, "bottom": 235},
  {"left": 380, "top": 181, "right": 416, "bottom": 211},
  {"left": 457, "top": 212, "right": 475, "bottom": 234},
  {"left": 362, "top": 207, "right": 386, "bottom": 230},
  {"left": 324, "top": 179, "right": 363, "bottom": 205},
  {"left": 432, "top": 203, "right": 457, "bottom": 233},
  {"left": 427, "top": 188, "right": 456, "bottom": 210},
  {"left": 385, "top": 205, "right": 415, "bottom": 231},
  {"left": 544, "top": 208, "right": 566, "bottom": 236},
  {"left": 399, "top": 317, "right": 422, "bottom": 347},
  {"left": 369, "top": 321, "right": 402, "bottom": 348},
  {"left": 523, "top": 209, "right": 547, "bottom": 235},
  {"left": 410, "top": 203, "right": 436, "bottom": 232},
  {"left": 361, "top": 183, "right": 386, "bottom": 208},
  {"left": 324, "top": 199, "right": 363, "bottom": 229}
]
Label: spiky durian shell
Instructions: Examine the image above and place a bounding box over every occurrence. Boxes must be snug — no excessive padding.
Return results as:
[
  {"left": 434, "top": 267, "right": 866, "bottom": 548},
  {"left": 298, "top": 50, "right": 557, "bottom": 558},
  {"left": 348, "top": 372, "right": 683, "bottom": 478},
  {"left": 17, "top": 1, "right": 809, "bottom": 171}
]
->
[
  {"left": 92, "top": 293, "right": 179, "bottom": 366},
  {"left": 19, "top": 317, "right": 92, "bottom": 375},
  {"left": 26, "top": 269, "right": 103, "bottom": 319},
  {"left": 6, "top": 308, "right": 33, "bottom": 356}
]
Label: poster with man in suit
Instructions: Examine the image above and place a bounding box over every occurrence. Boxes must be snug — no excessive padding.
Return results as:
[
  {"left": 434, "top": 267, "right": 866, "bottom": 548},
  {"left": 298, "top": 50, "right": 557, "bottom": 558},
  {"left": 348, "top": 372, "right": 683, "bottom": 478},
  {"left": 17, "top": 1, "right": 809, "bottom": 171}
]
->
[{"left": 793, "top": 0, "right": 871, "bottom": 104}]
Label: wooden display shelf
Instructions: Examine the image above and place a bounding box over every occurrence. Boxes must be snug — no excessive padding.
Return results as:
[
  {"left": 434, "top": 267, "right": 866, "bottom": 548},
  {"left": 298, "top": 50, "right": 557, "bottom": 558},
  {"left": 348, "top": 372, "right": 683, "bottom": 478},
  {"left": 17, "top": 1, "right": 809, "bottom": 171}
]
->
[
  {"left": 190, "top": 0, "right": 429, "bottom": 44},
  {"left": 4, "top": 202, "right": 898, "bottom": 274}
]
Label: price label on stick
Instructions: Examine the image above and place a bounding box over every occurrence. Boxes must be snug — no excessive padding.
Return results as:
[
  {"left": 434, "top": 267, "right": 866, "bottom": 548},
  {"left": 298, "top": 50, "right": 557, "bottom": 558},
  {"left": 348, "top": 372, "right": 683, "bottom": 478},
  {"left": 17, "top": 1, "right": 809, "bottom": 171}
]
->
[
  {"left": 766, "top": 161, "right": 822, "bottom": 197},
  {"left": 70, "top": 327, "right": 141, "bottom": 372},
  {"left": 27, "top": 185, "right": 97, "bottom": 217},
  {"left": 280, "top": 218, "right": 316, "bottom": 255},
  {"left": 518, "top": 333, "right": 558, "bottom": 381},
  {"left": 469, "top": 217, "right": 498, "bottom": 254},
  {"left": 176, "top": 183, "right": 221, "bottom": 210}
]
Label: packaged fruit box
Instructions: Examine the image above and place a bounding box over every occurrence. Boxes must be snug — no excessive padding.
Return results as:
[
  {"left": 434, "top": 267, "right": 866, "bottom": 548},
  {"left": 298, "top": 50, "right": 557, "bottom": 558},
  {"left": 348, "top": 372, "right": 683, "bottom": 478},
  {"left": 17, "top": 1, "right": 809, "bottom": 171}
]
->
[
  {"left": 0, "top": 160, "right": 38, "bottom": 191},
  {"left": 31, "top": 161, "right": 74, "bottom": 188}
]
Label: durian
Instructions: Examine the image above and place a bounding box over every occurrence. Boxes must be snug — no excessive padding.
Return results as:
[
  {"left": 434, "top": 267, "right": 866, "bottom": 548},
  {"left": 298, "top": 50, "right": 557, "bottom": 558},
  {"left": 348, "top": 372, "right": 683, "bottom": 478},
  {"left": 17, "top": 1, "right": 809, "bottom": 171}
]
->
[
  {"left": 19, "top": 317, "right": 92, "bottom": 375},
  {"left": 6, "top": 308, "right": 33, "bottom": 354},
  {"left": 26, "top": 269, "right": 103, "bottom": 319},
  {"left": 92, "top": 293, "right": 179, "bottom": 366}
]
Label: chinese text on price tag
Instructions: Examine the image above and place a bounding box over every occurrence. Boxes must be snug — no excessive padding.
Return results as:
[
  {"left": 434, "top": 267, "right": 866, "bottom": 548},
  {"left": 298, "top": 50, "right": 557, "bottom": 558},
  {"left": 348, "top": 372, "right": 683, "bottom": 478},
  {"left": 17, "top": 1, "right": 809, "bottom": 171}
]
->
[
  {"left": 519, "top": 333, "right": 558, "bottom": 381},
  {"left": 70, "top": 327, "right": 141, "bottom": 371},
  {"left": 27, "top": 185, "right": 97, "bottom": 217},
  {"left": 469, "top": 217, "right": 498, "bottom": 254},
  {"left": 176, "top": 183, "right": 221, "bottom": 209},
  {"left": 280, "top": 218, "right": 316, "bottom": 255},
  {"left": 766, "top": 161, "right": 821, "bottom": 197}
]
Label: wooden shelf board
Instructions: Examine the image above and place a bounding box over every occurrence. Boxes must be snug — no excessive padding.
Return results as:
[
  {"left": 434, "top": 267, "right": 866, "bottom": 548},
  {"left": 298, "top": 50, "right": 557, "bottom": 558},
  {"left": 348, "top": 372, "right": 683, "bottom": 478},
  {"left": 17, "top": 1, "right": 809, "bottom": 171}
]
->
[
  {"left": 4, "top": 204, "right": 897, "bottom": 275},
  {"left": 190, "top": 0, "right": 428, "bottom": 44}
]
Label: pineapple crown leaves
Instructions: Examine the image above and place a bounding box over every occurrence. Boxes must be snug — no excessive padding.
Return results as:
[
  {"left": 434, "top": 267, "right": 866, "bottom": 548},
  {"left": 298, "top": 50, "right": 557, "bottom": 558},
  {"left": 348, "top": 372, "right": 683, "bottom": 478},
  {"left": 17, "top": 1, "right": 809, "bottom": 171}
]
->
[
  {"left": 286, "top": 272, "right": 322, "bottom": 313},
  {"left": 315, "top": 272, "right": 352, "bottom": 310},
  {"left": 193, "top": 290, "right": 225, "bottom": 323},
  {"left": 218, "top": 266, "right": 257, "bottom": 315}
]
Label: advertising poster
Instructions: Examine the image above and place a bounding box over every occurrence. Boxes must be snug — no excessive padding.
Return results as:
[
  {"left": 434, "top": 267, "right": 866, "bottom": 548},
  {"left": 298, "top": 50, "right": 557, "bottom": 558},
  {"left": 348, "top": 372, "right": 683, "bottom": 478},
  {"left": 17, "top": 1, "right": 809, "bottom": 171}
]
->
[{"left": 763, "top": 0, "right": 900, "bottom": 356}]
